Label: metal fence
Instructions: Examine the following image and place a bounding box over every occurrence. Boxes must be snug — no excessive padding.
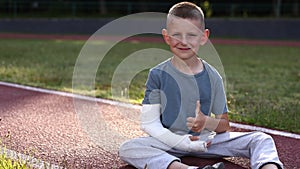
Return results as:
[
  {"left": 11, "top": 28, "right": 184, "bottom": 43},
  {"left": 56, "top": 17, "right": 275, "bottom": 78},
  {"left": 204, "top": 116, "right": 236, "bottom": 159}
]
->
[{"left": 0, "top": 1, "right": 299, "bottom": 18}]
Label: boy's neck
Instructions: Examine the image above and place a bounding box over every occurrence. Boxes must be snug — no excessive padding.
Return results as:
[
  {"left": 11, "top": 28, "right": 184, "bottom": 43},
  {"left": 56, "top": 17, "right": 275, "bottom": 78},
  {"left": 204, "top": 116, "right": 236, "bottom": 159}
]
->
[{"left": 171, "top": 56, "right": 203, "bottom": 75}]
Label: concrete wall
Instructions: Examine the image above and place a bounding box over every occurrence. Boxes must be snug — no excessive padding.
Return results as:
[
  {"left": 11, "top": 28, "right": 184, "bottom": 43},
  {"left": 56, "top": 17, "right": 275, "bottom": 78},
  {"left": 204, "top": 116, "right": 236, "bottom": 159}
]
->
[{"left": 0, "top": 18, "right": 299, "bottom": 40}]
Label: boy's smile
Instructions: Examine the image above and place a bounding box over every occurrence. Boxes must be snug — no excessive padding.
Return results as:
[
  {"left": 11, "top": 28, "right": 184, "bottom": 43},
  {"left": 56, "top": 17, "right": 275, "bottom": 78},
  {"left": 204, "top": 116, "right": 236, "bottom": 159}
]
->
[{"left": 177, "top": 47, "right": 191, "bottom": 50}]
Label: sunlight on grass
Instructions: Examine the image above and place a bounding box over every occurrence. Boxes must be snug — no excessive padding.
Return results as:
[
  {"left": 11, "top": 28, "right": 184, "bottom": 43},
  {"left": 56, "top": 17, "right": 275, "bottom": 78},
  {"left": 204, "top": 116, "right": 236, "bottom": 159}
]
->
[
  {"left": 0, "top": 145, "right": 29, "bottom": 169},
  {"left": 216, "top": 44, "right": 300, "bottom": 133}
]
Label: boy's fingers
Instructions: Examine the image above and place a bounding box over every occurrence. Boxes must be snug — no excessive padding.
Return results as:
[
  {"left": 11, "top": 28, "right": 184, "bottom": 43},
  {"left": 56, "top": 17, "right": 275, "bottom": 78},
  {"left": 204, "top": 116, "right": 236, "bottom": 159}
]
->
[
  {"left": 186, "top": 117, "right": 195, "bottom": 122},
  {"left": 186, "top": 121, "right": 194, "bottom": 129},
  {"left": 189, "top": 136, "right": 199, "bottom": 141},
  {"left": 186, "top": 117, "right": 197, "bottom": 128}
]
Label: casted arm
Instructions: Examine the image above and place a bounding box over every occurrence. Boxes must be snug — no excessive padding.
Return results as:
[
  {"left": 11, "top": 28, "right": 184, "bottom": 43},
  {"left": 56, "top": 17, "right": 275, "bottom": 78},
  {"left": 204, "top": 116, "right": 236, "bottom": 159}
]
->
[{"left": 141, "top": 104, "right": 208, "bottom": 152}]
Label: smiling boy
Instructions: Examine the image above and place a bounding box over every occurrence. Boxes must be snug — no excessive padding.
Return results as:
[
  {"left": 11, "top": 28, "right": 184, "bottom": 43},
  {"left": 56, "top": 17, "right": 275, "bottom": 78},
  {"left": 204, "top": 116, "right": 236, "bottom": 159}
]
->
[{"left": 119, "top": 2, "right": 283, "bottom": 169}]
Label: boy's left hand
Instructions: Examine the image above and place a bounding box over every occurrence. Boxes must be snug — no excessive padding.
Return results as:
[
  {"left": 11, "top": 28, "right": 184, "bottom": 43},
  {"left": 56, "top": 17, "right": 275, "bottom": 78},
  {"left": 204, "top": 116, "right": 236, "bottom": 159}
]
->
[{"left": 186, "top": 100, "right": 207, "bottom": 132}]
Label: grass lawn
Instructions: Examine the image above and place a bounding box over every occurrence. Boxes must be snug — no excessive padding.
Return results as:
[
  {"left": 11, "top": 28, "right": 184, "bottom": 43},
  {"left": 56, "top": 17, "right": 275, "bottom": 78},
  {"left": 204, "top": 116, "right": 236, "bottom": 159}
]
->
[{"left": 0, "top": 38, "right": 299, "bottom": 133}]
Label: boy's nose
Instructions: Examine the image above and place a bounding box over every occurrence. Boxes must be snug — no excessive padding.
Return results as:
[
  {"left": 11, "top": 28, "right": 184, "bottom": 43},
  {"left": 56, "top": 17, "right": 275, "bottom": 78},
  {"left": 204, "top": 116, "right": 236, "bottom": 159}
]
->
[{"left": 180, "top": 35, "right": 188, "bottom": 45}]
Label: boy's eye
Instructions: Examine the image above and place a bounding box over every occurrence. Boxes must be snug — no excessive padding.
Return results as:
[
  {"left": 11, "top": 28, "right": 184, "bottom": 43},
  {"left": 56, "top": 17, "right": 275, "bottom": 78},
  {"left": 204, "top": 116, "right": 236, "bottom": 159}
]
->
[
  {"left": 171, "top": 34, "right": 180, "bottom": 38},
  {"left": 187, "top": 34, "right": 197, "bottom": 37}
]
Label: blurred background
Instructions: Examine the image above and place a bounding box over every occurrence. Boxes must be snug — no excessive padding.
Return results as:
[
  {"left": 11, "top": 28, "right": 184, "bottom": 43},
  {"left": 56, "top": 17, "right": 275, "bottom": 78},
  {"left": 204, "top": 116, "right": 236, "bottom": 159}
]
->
[
  {"left": 1, "top": 0, "right": 299, "bottom": 18},
  {"left": 0, "top": 0, "right": 299, "bottom": 39},
  {"left": 0, "top": 2, "right": 299, "bottom": 168}
]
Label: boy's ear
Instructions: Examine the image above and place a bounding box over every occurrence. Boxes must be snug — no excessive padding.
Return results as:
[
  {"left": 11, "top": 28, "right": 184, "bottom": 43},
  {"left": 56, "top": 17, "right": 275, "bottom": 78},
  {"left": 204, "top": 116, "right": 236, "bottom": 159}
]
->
[
  {"left": 162, "top": 29, "right": 170, "bottom": 45},
  {"left": 200, "top": 29, "right": 210, "bottom": 45}
]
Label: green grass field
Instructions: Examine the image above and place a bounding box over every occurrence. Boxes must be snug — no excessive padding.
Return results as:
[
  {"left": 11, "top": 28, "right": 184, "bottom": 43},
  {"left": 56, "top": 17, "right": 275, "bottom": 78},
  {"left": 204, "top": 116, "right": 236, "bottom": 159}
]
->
[{"left": 0, "top": 38, "right": 299, "bottom": 133}]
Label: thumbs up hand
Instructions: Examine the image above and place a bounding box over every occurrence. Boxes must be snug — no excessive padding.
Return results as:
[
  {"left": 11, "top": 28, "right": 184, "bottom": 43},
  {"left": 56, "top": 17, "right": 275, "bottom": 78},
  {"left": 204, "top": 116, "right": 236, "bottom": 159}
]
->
[{"left": 187, "top": 100, "right": 207, "bottom": 133}]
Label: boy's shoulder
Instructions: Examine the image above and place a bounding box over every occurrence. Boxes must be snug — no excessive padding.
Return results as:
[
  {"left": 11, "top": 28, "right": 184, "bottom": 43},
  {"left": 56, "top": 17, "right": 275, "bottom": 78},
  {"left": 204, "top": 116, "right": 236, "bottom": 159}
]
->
[
  {"left": 202, "top": 60, "right": 222, "bottom": 76},
  {"left": 150, "top": 59, "right": 171, "bottom": 72}
]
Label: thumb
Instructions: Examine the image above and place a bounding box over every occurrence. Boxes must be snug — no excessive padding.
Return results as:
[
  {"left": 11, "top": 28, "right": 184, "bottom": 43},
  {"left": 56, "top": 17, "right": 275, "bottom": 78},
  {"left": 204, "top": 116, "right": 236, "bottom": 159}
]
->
[{"left": 195, "top": 100, "right": 201, "bottom": 117}]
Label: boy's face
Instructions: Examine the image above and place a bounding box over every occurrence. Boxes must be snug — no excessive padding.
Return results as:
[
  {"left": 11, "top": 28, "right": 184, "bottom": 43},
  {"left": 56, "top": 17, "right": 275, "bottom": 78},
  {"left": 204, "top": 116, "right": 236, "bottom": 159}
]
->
[{"left": 162, "top": 17, "right": 209, "bottom": 60}]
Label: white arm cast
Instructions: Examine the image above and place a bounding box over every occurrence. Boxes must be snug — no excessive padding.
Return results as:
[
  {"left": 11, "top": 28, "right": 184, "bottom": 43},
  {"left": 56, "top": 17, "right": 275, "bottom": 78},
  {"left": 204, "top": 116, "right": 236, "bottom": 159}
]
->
[{"left": 140, "top": 104, "right": 207, "bottom": 152}]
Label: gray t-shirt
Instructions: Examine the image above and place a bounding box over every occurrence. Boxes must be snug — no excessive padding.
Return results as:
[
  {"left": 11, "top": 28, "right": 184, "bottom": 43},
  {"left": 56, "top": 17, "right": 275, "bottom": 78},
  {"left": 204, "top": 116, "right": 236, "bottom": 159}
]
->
[{"left": 142, "top": 59, "right": 228, "bottom": 135}]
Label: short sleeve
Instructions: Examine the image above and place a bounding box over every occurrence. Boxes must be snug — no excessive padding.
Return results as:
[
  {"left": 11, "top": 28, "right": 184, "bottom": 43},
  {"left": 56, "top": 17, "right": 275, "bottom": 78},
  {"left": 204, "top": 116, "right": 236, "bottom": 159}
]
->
[
  {"left": 142, "top": 69, "right": 161, "bottom": 105},
  {"left": 212, "top": 77, "right": 228, "bottom": 115}
]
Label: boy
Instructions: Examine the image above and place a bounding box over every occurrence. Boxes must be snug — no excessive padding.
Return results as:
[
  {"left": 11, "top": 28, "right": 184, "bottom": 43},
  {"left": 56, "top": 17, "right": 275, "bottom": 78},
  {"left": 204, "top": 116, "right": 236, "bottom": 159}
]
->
[{"left": 119, "top": 2, "right": 283, "bottom": 169}]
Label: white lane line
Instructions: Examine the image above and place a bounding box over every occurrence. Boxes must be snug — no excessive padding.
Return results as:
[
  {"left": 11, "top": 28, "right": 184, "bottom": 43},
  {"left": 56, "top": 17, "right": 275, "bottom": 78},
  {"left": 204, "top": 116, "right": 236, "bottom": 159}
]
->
[
  {"left": 0, "top": 81, "right": 299, "bottom": 140},
  {"left": 230, "top": 122, "right": 300, "bottom": 139},
  {"left": 0, "top": 147, "right": 62, "bottom": 169},
  {"left": 0, "top": 81, "right": 140, "bottom": 110}
]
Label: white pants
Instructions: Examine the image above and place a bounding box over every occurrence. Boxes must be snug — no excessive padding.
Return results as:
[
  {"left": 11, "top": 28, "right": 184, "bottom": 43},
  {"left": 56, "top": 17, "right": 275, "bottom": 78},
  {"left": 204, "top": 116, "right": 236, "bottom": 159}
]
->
[{"left": 119, "top": 131, "right": 283, "bottom": 169}]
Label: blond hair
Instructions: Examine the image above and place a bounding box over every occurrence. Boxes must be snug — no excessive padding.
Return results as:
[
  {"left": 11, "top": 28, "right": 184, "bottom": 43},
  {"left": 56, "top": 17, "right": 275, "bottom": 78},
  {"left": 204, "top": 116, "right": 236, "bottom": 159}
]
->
[{"left": 168, "top": 2, "right": 205, "bottom": 30}]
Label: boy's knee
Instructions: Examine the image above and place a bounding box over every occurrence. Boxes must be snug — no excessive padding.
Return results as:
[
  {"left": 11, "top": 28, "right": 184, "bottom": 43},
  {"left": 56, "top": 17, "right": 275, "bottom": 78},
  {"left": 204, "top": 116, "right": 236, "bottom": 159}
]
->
[
  {"left": 119, "top": 140, "right": 135, "bottom": 158},
  {"left": 255, "top": 132, "right": 273, "bottom": 140},
  {"left": 251, "top": 132, "right": 274, "bottom": 144},
  {"left": 119, "top": 138, "right": 145, "bottom": 159}
]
